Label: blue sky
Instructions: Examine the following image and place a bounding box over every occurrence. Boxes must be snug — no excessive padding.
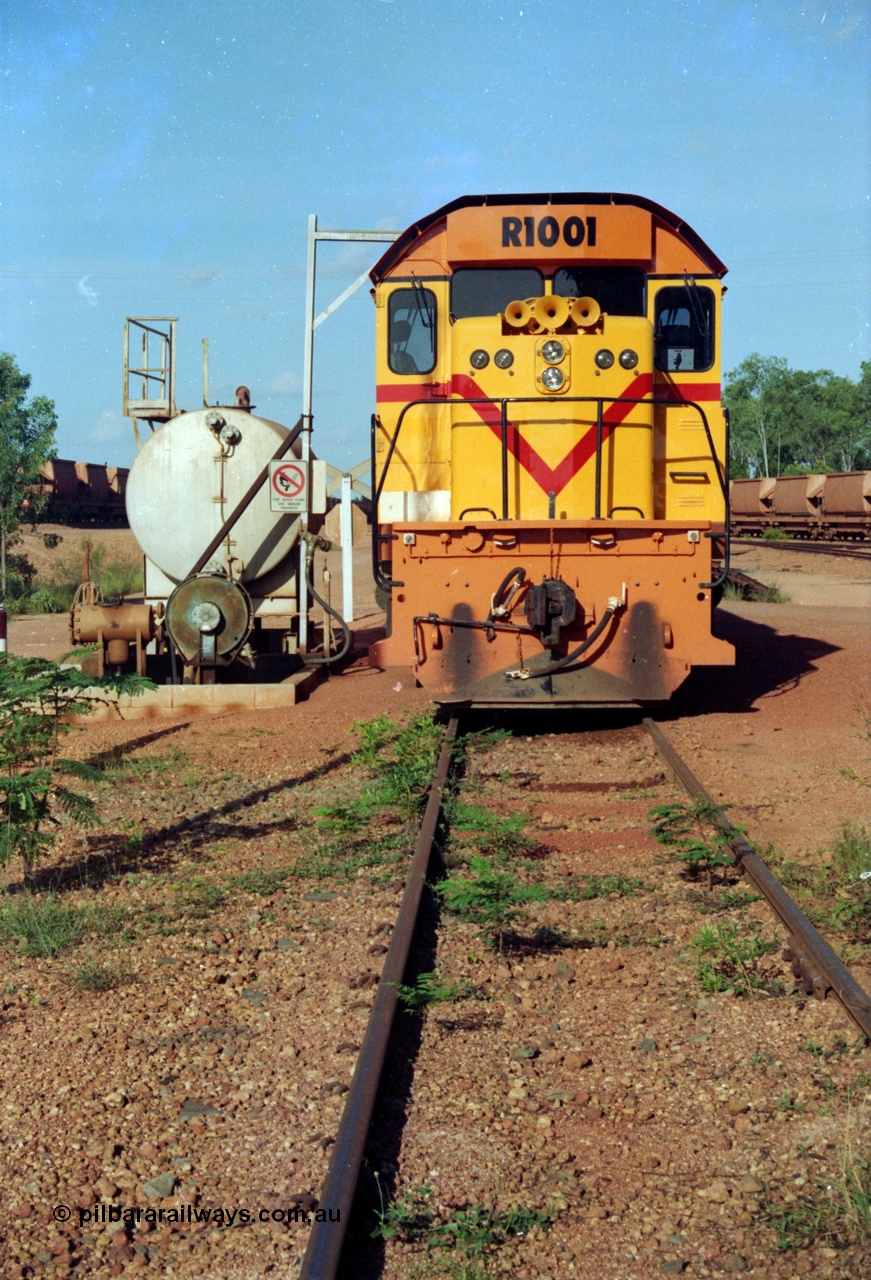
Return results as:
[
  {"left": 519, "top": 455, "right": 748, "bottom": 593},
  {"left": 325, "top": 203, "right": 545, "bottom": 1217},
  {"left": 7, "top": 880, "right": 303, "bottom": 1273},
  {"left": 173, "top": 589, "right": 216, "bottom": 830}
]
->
[{"left": 1, "top": 0, "right": 869, "bottom": 470}]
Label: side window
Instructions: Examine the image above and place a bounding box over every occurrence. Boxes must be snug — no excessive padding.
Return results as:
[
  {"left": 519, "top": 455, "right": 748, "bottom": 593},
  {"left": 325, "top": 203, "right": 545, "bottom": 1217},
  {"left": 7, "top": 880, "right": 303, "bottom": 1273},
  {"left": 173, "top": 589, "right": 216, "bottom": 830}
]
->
[
  {"left": 654, "top": 285, "right": 715, "bottom": 372},
  {"left": 388, "top": 288, "right": 437, "bottom": 375}
]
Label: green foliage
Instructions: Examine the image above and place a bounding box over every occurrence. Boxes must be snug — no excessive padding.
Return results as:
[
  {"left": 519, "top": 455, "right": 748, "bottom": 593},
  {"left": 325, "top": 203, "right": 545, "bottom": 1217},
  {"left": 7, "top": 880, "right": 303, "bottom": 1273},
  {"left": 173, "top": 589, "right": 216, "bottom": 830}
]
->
[
  {"left": 572, "top": 872, "right": 647, "bottom": 899},
  {"left": 766, "top": 823, "right": 871, "bottom": 939},
  {"left": 0, "top": 894, "right": 124, "bottom": 958},
  {"left": 696, "top": 887, "right": 762, "bottom": 914},
  {"left": 0, "top": 353, "right": 58, "bottom": 599},
  {"left": 173, "top": 877, "right": 226, "bottom": 916},
  {"left": 294, "top": 830, "right": 407, "bottom": 881},
  {"left": 764, "top": 1150, "right": 871, "bottom": 1250},
  {"left": 761, "top": 527, "right": 791, "bottom": 542},
  {"left": 725, "top": 354, "right": 870, "bottom": 478},
  {"left": 0, "top": 653, "right": 155, "bottom": 879},
  {"left": 314, "top": 713, "right": 443, "bottom": 832},
  {"left": 393, "top": 970, "right": 478, "bottom": 1011},
  {"left": 436, "top": 855, "right": 548, "bottom": 948},
  {"left": 829, "top": 822, "right": 871, "bottom": 932},
  {"left": 100, "top": 746, "right": 189, "bottom": 781},
  {"left": 649, "top": 799, "right": 735, "bottom": 889},
  {"left": 372, "top": 1181, "right": 553, "bottom": 1273},
  {"left": 70, "top": 959, "right": 130, "bottom": 992},
  {"left": 229, "top": 867, "right": 295, "bottom": 896},
  {"left": 448, "top": 801, "right": 537, "bottom": 861},
  {"left": 37, "top": 540, "right": 144, "bottom": 613},
  {"left": 689, "top": 922, "right": 782, "bottom": 995}
]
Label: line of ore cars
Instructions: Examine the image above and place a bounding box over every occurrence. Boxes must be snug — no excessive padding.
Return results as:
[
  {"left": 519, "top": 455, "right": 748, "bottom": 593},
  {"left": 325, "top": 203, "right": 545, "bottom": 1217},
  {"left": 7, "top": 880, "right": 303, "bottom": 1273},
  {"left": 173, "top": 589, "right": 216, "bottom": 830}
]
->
[
  {"left": 35, "top": 458, "right": 871, "bottom": 541},
  {"left": 730, "top": 472, "right": 871, "bottom": 540}
]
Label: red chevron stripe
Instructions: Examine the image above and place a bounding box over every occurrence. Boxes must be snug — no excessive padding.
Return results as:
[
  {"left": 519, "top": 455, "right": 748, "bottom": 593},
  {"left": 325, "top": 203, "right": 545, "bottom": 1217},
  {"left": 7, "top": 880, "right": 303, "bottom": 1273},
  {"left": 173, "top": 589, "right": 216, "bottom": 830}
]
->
[
  {"left": 373, "top": 370, "right": 713, "bottom": 496},
  {"left": 449, "top": 371, "right": 653, "bottom": 495}
]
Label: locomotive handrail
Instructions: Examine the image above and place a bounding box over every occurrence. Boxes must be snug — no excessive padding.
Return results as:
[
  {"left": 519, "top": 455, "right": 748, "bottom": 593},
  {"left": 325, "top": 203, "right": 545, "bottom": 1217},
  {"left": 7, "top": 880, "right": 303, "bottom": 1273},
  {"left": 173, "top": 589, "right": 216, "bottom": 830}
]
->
[{"left": 372, "top": 393, "right": 728, "bottom": 592}]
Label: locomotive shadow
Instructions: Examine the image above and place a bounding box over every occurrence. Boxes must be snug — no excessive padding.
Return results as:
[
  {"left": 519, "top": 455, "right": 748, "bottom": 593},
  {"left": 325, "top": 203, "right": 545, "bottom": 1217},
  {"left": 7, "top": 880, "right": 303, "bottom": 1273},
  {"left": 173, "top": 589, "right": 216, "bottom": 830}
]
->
[{"left": 667, "top": 605, "right": 841, "bottom": 717}]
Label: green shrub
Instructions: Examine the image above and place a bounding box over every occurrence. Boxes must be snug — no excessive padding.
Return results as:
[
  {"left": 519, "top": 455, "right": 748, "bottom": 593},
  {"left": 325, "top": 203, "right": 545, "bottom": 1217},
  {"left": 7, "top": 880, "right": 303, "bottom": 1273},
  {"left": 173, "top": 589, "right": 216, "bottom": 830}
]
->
[
  {"left": 437, "top": 855, "right": 548, "bottom": 949},
  {"left": 0, "top": 653, "right": 154, "bottom": 881},
  {"left": 689, "top": 922, "right": 782, "bottom": 995}
]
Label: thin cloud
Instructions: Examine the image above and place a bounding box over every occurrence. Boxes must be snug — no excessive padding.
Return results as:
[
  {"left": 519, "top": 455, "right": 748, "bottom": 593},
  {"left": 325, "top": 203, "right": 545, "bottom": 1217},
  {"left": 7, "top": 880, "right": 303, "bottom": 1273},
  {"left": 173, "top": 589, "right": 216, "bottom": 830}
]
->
[{"left": 77, "top": 276, "right": 99, "bottom": 306}]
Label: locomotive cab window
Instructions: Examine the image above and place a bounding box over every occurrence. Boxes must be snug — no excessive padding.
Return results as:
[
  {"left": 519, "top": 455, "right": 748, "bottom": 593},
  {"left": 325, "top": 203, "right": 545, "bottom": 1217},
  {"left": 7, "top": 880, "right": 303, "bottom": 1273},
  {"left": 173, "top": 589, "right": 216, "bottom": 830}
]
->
[
  {"left": 388, "top": 287, "right": 437, "bottom": 374},
  {"left": 654, "top": 285, "right": 714, "bottom": 372},
  {"left": 451, "top": 268, "right": 543, "bottom": 319},
  {"left": 552, "top": 266, "right": 646, "bottom": 316}
]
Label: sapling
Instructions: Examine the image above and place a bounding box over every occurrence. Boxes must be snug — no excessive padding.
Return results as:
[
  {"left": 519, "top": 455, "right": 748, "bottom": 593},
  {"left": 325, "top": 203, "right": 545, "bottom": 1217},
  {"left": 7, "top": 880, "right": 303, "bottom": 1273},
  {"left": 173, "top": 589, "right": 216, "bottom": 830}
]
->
[{"left": 0, "top": 653, "right": 153, "bottom": 883}]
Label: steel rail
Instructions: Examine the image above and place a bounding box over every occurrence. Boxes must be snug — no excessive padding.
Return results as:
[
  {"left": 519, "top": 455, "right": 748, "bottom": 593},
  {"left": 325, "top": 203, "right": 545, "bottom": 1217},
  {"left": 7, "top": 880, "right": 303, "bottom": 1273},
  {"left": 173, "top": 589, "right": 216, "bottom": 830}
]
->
[
  {"left": 643, "top": 718, "right": 871, "bottom": 1040},
  {"left": 298, "top": 715, "right": 460, "bottom": 1280},
  {"left": 733, "top": 536, "right": 871, "bottom": 559}
]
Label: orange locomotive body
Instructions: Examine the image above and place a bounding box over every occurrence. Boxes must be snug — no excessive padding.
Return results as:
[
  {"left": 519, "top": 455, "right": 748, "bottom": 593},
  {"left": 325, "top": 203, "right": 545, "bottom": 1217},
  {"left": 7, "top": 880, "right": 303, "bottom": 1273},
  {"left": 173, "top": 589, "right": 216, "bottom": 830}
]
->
[{"left": 369, "top": 193, "right": 734, "bottom": 707}]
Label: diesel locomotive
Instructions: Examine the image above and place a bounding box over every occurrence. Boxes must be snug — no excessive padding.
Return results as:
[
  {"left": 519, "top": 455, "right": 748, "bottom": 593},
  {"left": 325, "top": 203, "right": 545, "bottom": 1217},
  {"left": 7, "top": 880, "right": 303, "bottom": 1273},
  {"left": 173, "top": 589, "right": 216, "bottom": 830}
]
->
[{"left": 368, "top": 192, "right": 734, "bottom": 707}]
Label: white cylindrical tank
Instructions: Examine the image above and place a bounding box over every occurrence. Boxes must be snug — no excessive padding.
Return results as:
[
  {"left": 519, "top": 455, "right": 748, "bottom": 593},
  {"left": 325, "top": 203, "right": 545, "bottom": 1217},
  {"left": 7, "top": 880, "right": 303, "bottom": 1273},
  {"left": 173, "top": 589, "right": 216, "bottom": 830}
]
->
[{"left": 126, "top": 406, "right": 303, "bottom": 588}]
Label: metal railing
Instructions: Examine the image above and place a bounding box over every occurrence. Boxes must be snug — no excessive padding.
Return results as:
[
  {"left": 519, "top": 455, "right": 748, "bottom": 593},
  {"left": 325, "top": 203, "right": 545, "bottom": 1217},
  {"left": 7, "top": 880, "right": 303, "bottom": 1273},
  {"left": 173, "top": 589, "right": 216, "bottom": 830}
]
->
[{"left": 371, "top": 393, "right": 730, "bottom": 592}]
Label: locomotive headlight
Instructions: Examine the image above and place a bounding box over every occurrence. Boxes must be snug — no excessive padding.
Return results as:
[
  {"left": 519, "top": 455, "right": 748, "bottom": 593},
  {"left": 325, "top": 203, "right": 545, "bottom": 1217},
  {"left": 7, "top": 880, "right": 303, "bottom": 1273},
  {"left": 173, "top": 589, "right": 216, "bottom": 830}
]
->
[
  {"left": 541, "top": 366, "right": 565, "bottom": 391},
  {"left": 541, "top": 339, "right": 565, "bottom": 364},
  {"left": 469, "top": 349, "right": 489, "bottom": 370},
  {"left": 619, "top": 349, "right": 639, "bottom": 369},
  {"left": 595, "top": 349, "right": 615, "bottom": 369},
  {"left": 494, "top": 348, "right": 514, "bottom": 369}
]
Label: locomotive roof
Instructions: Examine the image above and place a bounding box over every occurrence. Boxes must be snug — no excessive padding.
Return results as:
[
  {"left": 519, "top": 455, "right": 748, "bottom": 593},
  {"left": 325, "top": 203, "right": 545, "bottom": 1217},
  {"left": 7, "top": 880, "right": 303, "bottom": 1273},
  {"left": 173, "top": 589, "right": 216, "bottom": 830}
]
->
[{"left": 370, "top": 192, "right": 727, "bottom": 282}]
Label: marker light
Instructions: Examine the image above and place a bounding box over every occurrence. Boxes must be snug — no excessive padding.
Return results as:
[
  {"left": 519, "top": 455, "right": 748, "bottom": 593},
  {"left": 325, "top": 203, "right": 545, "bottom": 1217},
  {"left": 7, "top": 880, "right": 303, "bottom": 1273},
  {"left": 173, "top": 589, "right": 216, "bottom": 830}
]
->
[
  {"left": 595, "top": 349, "right": 615, "bottom": 369},
  {"left": 619, "top": 349, "right": 639, "bottom": 369},
  {"left": 470, "top": 349, "right": 489, "bottom": 369},
  {"left": 494, "top": 349, "right": 514, "bottom": 369}
]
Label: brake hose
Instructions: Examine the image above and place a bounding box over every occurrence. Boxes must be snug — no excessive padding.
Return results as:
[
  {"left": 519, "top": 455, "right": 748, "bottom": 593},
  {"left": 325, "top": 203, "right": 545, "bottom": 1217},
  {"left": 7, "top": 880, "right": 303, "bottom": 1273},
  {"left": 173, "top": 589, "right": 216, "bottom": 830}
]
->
[
  {"left": 510, "top": 592, "right": 624, "bottom": 680},
  {"left": 540, "top": 600, "right": 618, "bottom": 673},
  {"left": 486, "top": 566, "right": 526, "bottom": 639}
]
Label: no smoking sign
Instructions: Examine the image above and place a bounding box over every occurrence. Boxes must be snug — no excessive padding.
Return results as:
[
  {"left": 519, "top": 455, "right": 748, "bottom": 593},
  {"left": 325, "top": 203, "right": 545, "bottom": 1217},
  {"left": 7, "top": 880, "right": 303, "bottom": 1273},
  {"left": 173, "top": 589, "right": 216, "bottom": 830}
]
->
[{"left": 269, "top": 460, "right": 307, "bottom": 513}]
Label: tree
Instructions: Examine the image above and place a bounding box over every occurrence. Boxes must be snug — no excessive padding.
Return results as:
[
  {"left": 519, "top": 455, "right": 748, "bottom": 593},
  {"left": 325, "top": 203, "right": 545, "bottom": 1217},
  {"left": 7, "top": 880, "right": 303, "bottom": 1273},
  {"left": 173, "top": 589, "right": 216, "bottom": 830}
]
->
[
  {"left": 0, "top": 353, "right": 58, "bottom": 599},
  {"left": 724, "top": 354, "right": 788, "bottom": 477},
  {"left": 725, "top": 355, "right": 871, "bottom": 478}
]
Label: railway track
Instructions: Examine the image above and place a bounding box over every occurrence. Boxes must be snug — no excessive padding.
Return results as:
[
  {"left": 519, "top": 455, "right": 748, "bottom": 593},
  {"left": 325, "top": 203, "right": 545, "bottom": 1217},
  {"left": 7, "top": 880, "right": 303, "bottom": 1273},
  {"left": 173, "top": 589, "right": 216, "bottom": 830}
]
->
[
  {"left": 300, "top": 715, "right": 871, "bottom": 1280},
  {"left": 734, "top": 536, "right": 871, "bottom": 561}
]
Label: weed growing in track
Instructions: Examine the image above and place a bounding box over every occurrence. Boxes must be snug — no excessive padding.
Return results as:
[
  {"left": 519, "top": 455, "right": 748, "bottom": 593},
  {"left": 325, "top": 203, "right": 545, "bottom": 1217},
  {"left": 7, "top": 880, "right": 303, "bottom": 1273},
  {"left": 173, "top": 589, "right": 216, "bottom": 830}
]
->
[
  {"left": 694, "top": 887, "right": 762, "bottom": 914},
  {"left": 766, "top": 822, "right": 871, "bottom": 941},
  {"left": 447, "top": 802, "right": 538, "bottom": 863},
  {"left": 553, "top": 872, "right": 649, "bottom": 901},
  {"left": 229, "top": 867, "right": 295, "bottom": 896},
  {"left": 688, "top": 921, "right": 782, "bottom": 995},
  {"left": 69, "top": 958, "right": 131, "bottom": 993},
  {"left": 372, "top": 1180, "right": 553, "bottom": 1276},
  {"left": 437, "top": 856, "right": 548, "bottom": 950},
  {"left": 98, "top": 746, "right": 189, "bottom": 781},
  {"left": 392, "top": 971, "right": 479, "bottom": 1011},
  {"left": 649, "top": 799, "right": 736, "bottom": 890},
  {"left": 172, "top": 877, "right": 226, "bottom": 917}
]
